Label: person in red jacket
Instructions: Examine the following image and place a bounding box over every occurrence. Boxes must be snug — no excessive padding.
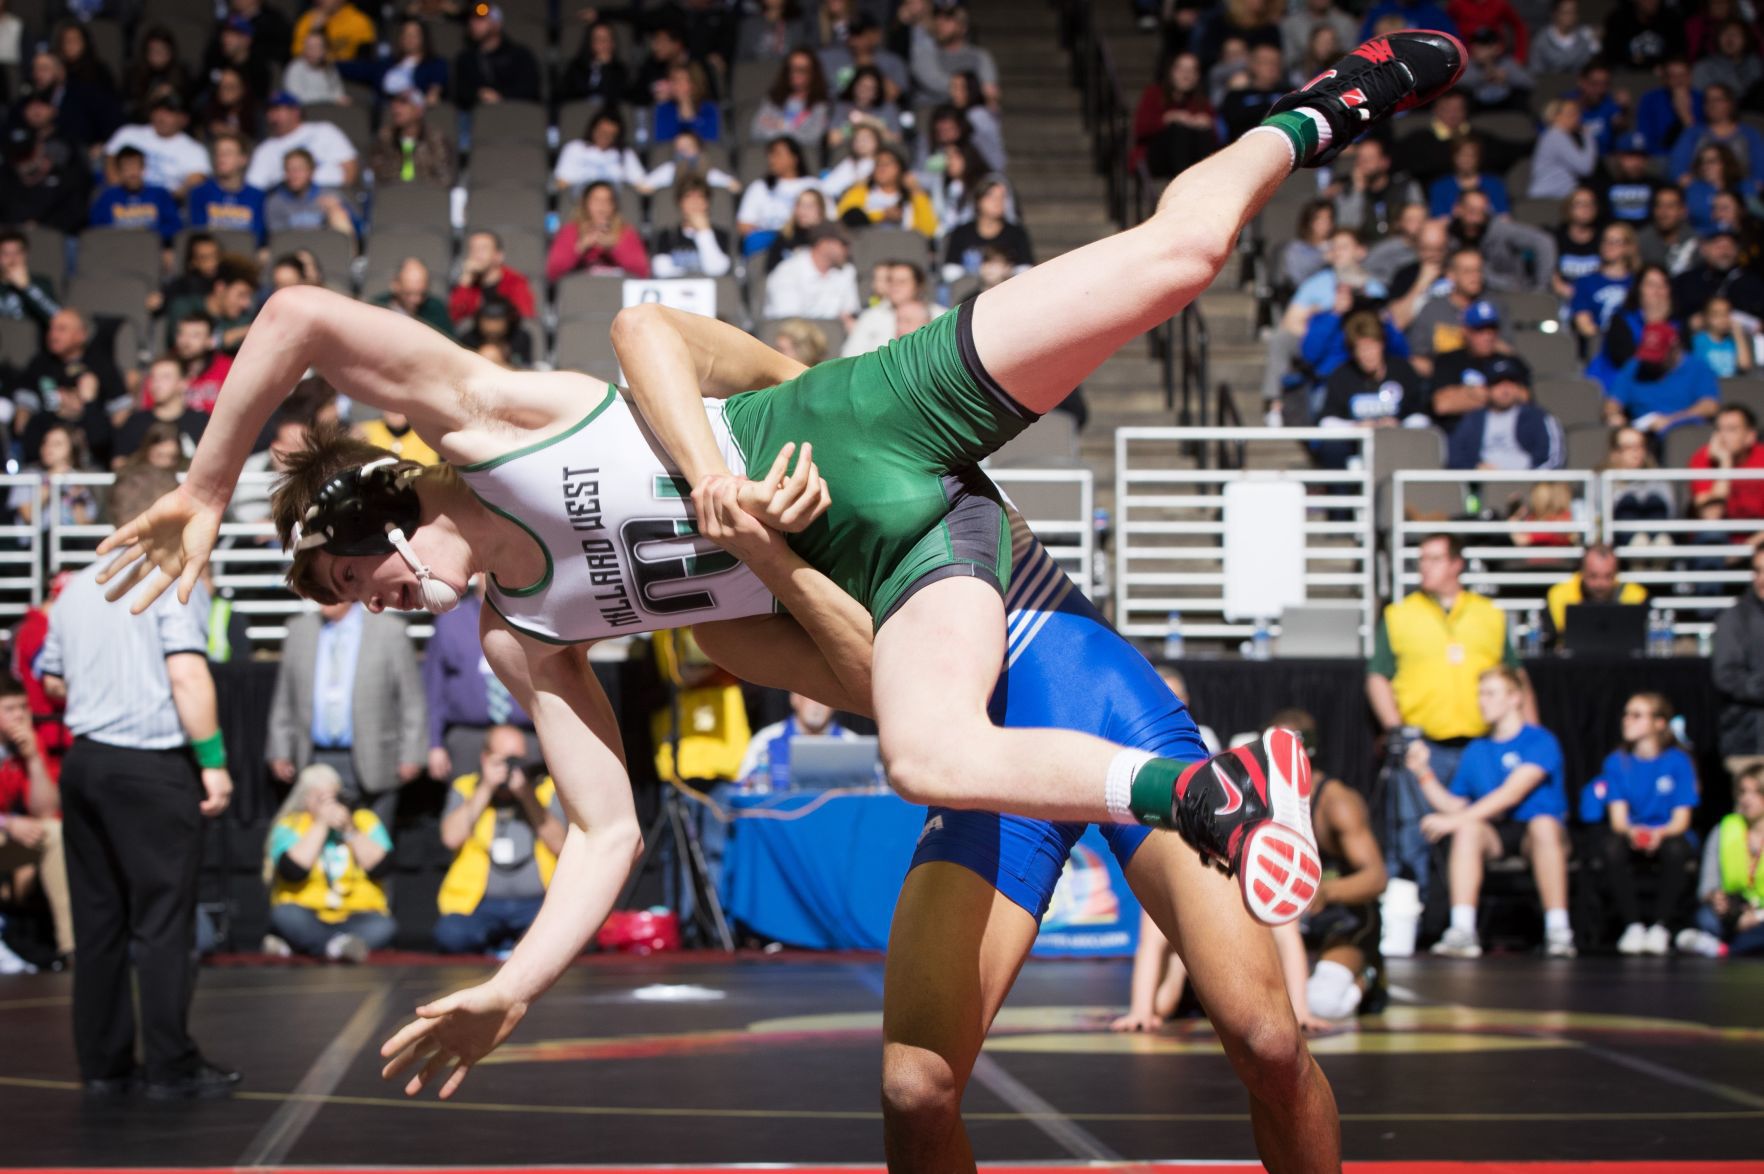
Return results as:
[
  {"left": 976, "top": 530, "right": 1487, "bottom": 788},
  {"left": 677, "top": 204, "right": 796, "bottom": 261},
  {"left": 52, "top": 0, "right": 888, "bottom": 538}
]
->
[
  {"left": 546, "top": 181, "right": 653, "bottom": 282},
  {"left": 448, "top": 230, "right": 538, "bottom": 326},
  {"left": 1131, "top": 51, "right": 1217, "bottom": 177},
  {"left": 1447, "top": 0, "right": 1529, "bottom": 62},
  {"left": 10, "top": 572, "right": 73, "bottom": 764}
]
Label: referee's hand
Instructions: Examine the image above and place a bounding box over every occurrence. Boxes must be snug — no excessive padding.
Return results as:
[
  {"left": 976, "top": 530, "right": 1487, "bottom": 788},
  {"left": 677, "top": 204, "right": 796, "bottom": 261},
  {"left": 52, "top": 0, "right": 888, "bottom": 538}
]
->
[{"left": 199, "top": 767, "right": 233, "bottom": 817}]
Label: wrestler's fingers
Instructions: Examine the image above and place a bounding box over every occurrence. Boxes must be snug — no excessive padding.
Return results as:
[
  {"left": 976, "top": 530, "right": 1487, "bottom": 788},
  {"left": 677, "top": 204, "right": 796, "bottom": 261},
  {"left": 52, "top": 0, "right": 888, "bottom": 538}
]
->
[
  {"left": 129, "top": 570, "right": 177, "bottom": 616},
  {"left": 381, "top": 1014, "right": 441, "bottom": 1059},
  {"left": 95, "top": 520, "right": 141, "bottom": 557},
  {"left": 405, "top": 1050, "right": 451, "bottom": 1097},
  {"left": 763, "top": 443, "right": 796, "bottom": 488},
  {"left": 437, "top": 1061, "right": 473, "bottom": 1100},
  {"left": 101, "top": 557, "right": 154, "bottom": 605},
  {"left": 380, "top": 1035, "right": 437, "bottom": 1080}
]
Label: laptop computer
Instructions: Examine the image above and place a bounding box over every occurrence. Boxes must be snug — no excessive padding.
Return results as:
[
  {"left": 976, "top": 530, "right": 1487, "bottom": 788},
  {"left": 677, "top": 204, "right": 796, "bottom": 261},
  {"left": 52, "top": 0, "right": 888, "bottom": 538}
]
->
[
  {"left": 1274, "top": 606, "right": 1365, "bottom": 658},
  {"left": 788, "top": 736, "right": 882, "bottom": 790},
  {"left": 1563, "top": 603, "right": 1648, "bottom": 657}
]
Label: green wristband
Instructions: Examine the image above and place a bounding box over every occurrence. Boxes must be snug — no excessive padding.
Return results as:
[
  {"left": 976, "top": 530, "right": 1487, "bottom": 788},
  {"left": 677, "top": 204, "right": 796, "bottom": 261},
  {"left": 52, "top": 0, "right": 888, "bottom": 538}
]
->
[{"left": 192, "top": 730, "right": 227, "bottom": 770}]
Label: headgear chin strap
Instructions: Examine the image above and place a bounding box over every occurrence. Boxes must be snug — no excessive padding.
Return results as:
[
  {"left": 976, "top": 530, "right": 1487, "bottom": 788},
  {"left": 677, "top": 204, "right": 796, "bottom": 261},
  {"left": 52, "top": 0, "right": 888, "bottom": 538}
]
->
[{"left": 291, "top": 457, "right": 462, "bottom": 614}]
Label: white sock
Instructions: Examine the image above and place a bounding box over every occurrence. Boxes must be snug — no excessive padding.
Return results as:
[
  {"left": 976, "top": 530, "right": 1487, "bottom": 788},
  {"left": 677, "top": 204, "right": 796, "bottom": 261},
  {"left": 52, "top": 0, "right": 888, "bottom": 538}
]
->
[
  {"left": 1104, "top": 748, "right": 1156, "bottom": 823},
  {"left": 1449, "top": 904, "right": 1477, "bottom": 933},
  {"left": 1544, "top": 908, "right": 1571, "bottom": 935},
  {"left": 1306, "top": 960, "right": 1363, "bottom": 1020}
]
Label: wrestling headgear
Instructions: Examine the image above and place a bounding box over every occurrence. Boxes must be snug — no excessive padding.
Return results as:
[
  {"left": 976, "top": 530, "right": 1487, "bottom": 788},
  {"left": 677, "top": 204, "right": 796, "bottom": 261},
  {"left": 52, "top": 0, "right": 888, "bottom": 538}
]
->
[{"left": 290, "top": 457, "right": 461, "bottom": 613}]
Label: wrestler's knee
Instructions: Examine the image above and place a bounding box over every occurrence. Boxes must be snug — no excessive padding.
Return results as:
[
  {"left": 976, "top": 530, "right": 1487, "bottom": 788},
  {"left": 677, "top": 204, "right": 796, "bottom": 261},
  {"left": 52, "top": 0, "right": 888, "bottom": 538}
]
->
[
  {"left": 880, "top": 1044, "right": 964, "bottom": 1128},
  {"left": 1220, "top": 1004, "right": 1311, "bottom": 1101}
]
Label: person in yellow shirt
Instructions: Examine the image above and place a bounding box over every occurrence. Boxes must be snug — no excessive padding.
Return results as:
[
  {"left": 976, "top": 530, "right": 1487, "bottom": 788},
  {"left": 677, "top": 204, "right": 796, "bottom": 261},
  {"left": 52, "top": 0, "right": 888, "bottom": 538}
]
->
[
  {"left": 834, "top": 145, "right": 937, "bottom": 238},
  {"left": 356, "top": 411, "right": 440, "bottom": 465},
  {"left": 1366, "top": 533, "right": 1536, "bottom": 893},
  {"left": 292, "top": 0, "right": 377, "bottom": 63},
  {"left": 434, "top": 725, "right": 566, "bottom": 955},
  {"left": 1542, "top": 544, "right": 1647, "bottom": 649},
  {"left": 263, "top": 763, "right": 396, "bottom": 962}
]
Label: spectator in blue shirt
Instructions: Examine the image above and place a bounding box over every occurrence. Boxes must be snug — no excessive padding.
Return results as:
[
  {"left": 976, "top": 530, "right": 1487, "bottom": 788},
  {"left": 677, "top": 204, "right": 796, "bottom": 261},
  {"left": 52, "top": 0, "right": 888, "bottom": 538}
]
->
[
  {"left": 651, "top": 59, "right": 722, "bottom": 144},
  {"left": 88, "top": 146, "right": 181, "bottom": 243},
  {"left": 1583, "top": 692, "right": 1699, "bottom": 956},
  {"left": 1570, "top": 222, "right": 1638, "bottom": 346},
  {"left": 1634, "top": 57, "right": 1704, "bottom": 157},
  {"left": 1409, "top": 666, "right": 1576, "bottom": 958},
  {"left": 185, "top": 131, "right": 267, "bottom": 247},
  {"left": 1300, "top": 280, "right": 1411, "bottom": 388},
  {"left": 1427, "top": 137, "right": 1510, "bottom": 218},
  {"left": 1668, "top": 85, "right": 1764, "bottom": 189},
  {"left": 1604, "top": 320, "right": 1722, "bottom": 433},
  {"left": 1598, "top": 133, "right": 1666, "bottom": 224},
  {"left": 1568, "top": 62, "right": 1627, "bottom": 155},
  {"left": 1359, "top": 0, "right": 1458, "bottom": 41},
  {"left": 1684, "top": 142, "right": 1750, "bottom": 235}
]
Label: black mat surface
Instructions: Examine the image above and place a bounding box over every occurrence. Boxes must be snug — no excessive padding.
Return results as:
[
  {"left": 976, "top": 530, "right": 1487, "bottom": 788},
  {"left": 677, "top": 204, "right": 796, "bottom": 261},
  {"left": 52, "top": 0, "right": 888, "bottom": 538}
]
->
[{"left": 0, "top": 955, "right": 1759, "bottom": 1167}]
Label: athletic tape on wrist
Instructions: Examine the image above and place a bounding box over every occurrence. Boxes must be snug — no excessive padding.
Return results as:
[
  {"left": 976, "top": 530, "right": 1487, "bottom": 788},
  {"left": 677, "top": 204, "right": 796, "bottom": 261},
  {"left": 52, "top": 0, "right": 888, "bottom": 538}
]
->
[{"left": 192, "top": 730, "right": 227, "bottom": 770}]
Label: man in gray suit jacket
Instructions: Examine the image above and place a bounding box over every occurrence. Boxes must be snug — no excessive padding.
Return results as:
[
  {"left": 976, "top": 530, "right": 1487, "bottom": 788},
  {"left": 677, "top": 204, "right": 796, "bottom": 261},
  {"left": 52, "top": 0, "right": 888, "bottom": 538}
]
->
[{"left": 268, "top": 601, "right": 427, "bottom": 826}]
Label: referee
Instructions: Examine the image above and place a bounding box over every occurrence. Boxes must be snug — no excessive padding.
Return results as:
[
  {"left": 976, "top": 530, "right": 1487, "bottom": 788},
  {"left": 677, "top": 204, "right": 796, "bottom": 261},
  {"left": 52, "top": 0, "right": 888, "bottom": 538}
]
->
[{"left": 40, "top": 465, "right": 240, "bottom": 1100}]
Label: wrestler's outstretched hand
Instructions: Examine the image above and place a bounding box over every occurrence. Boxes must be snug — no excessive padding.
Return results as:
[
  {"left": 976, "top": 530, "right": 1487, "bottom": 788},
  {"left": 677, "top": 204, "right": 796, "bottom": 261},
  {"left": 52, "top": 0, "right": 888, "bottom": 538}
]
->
[
  {"left": 94, "top": 484, "right": 224, "bottom": 614},
  {"left": 380, "top": 981, "right": 529, "bottom": 1100},
  {"left": 723, "top": 441, "right": 830, "bottom": 533}
]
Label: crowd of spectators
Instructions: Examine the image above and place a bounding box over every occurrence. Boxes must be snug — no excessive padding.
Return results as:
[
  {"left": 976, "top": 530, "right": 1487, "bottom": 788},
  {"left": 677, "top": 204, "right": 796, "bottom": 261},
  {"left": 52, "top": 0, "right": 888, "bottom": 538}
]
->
[{"left": 0, "top": 0, "right": 1037, "bottom": 536}]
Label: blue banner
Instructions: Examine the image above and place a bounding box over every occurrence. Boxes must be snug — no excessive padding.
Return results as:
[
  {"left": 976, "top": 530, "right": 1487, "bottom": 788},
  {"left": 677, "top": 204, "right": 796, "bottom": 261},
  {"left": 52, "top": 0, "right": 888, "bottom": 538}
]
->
[{"left": 720, "top": 791, "right": 1138, "bottom": 957}]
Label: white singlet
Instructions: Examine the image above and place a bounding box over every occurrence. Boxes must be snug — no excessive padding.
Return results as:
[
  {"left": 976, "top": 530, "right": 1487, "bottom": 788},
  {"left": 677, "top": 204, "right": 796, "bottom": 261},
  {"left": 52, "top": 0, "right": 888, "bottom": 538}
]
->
[{"left": 455, "top": 384, "right": 777, "bottom": 644}]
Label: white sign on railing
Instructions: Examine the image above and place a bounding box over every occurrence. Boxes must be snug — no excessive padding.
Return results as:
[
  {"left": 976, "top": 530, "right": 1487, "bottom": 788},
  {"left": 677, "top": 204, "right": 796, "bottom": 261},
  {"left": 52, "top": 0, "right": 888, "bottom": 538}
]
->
[{"left": 1113, "top": 428, "right": 1377, "bottom": 648}]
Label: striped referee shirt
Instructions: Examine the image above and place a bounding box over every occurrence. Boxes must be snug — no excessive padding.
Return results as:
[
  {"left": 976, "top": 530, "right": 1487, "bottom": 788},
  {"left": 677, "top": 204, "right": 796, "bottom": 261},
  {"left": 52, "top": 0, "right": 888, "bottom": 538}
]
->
[{"left": 37, "top": 562, "right": 211, "bottom": 750}]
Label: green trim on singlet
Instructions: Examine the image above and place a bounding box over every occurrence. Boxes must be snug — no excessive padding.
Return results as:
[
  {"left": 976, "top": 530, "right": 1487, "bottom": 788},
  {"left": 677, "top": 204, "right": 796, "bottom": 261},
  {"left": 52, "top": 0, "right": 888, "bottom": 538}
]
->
[
  {"left": 483, "top": 590, "right": 579, "bottom": 646},
  {"left": 467, "top": 490, "right": 554, "bottom": 598},
  {"left": 456, "top": 383, "right": 618, "bottom": 472}
]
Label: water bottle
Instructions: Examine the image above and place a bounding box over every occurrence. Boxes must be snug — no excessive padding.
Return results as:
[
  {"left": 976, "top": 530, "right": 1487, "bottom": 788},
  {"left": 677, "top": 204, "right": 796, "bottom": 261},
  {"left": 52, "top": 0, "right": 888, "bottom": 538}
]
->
[
  {"left": 1647, "top": 609, "right": 1670, "bottom": 658},
  {"left": 1523, "top": 608, "right": 1543, "bottom": 657},
  {"left": 1163, "top": 610, "right": 1184, "bottom": 662},
  {"left": 1251, "top": 616, "right": 1272, "bottom": 661}
]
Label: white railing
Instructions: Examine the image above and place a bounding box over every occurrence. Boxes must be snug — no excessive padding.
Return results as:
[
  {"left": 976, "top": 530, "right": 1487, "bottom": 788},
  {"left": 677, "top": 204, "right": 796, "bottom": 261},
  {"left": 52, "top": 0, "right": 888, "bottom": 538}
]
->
[
  {"left": 1114, "top": 428, "right": 1377, "bottom": 646},
  {"left": 44, "top": 471, "right": 320, "bottom": 644},
  {"left": 990, "top": 467, "right": 1095, "bottom": 599},
  {"left": 1391, "top": 470, "right": 1600, "bottom": 616},
  {"left": 0, "top": 474, "right": 44, "bottom": 622},
  {"left": 1600, "top": 467, "right": 1764, "bottom": 638}
]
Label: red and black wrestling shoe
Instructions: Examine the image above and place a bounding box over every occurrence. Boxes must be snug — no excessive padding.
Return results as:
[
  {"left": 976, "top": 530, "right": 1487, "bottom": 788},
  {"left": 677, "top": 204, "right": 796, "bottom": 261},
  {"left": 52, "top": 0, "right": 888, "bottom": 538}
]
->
[
  {"left": 1270, "top": 29, "right": 1467, "bottom": 166},
  {"left": 1173, "top": 728, "right": 1320, "bottom": 926}
]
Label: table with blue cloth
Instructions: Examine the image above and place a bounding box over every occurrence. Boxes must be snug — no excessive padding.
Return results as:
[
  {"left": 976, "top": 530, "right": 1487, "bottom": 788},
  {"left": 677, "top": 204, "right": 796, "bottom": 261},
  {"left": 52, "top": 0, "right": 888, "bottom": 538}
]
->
[{"left": 720, "top": 789, "right": 1142, "bottom": 957}]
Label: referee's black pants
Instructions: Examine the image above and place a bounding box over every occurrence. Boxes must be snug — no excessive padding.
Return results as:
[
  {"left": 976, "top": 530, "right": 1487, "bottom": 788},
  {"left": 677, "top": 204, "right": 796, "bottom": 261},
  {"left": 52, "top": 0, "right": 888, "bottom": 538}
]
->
[{"left": 61, "top": 737, "right": 205, "bottom": 1083}]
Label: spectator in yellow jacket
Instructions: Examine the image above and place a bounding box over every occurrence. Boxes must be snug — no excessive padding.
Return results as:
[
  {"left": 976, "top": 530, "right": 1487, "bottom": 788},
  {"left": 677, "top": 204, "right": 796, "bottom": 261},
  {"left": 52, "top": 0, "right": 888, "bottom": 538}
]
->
[
  {"left": 835, "top": 145, "right": 937, "bottom": 238},
  {"left": 1542, "top": 544, "right": 1648, "bottom": 648},
  {"left": 263, "top": 763, "right": 396, "bottom": 962}
]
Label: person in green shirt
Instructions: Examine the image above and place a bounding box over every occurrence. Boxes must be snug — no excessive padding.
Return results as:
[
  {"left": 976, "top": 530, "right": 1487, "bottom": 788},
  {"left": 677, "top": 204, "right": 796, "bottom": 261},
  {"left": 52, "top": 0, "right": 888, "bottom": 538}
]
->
[{"left": 370, "top": 258, "right": 455, "bottom": 340}]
